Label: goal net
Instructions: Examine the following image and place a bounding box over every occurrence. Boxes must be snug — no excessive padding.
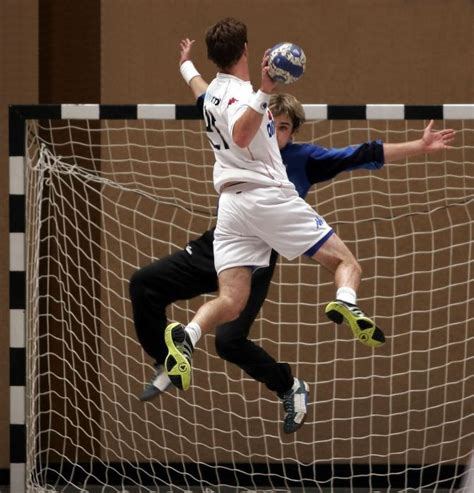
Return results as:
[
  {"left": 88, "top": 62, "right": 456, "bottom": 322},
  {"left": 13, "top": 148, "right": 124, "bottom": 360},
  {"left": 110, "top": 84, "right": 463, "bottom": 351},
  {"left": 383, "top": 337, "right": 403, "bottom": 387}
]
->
[{"left": 20, "top": 105, "right": 474, "bottom": 492}]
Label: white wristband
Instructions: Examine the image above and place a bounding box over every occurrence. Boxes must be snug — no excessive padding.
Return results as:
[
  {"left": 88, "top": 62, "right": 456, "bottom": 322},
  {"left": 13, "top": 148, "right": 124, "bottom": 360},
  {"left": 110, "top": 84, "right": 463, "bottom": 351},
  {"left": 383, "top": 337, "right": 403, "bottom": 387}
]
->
[
  {"left": 249, "top": 90, "right": 271, "bottom": 114},
  {"left": 180, "top": 60, "right": 201, "bottom": 85}
]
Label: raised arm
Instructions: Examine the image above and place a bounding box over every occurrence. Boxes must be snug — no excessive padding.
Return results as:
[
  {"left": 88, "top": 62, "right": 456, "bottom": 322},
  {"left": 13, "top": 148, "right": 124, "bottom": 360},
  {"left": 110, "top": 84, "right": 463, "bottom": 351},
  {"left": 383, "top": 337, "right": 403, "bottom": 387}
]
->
[
  {"left": 179, "top": 38, "right": 209, "bottom": 99},
  {"left": 383, "top": 120, "right": 455, "bottom": 163},
  {"left": 232, "top": 51, "right": 277, "bottom": 148}
]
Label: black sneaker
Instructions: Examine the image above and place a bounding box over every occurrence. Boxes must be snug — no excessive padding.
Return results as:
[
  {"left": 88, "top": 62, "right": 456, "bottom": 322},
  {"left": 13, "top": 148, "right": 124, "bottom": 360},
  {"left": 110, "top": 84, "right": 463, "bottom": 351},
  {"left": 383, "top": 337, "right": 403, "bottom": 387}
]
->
[
  {"left": 325, "top": 300, "right": 385, "bottom": 347},
  {"left": 164, "top": 322, "right": 193, "bottom": 390},
  {"left": 278, "top": 378, "right": 309, "bottom": 434},
  {"left": 138, "top": 364, "right": 172, "bottom": 401}
]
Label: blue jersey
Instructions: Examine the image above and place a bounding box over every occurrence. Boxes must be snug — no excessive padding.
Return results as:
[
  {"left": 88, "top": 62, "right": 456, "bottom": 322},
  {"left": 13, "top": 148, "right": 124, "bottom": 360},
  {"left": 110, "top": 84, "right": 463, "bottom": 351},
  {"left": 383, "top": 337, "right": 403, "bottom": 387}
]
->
[{"left": 281, "top": 141, "right": 384, "bottom": 199}]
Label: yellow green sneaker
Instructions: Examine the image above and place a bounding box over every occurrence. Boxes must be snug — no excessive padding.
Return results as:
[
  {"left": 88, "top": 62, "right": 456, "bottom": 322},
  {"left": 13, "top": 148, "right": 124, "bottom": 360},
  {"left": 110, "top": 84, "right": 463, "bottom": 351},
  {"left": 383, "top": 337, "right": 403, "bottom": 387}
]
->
[
  {"left": 325, "top": 300, "right": 385, "bottom": 348},
  {"left": 164, "top": 322, "right": 193, "bottom": 390}
]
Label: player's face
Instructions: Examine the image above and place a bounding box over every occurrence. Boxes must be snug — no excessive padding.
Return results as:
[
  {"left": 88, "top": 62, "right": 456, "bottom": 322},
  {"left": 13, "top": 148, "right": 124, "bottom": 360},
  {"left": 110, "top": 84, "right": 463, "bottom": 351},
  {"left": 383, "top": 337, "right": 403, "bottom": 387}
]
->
[{"left": 274, "top": 114, "right": 294, "bottom": 150}]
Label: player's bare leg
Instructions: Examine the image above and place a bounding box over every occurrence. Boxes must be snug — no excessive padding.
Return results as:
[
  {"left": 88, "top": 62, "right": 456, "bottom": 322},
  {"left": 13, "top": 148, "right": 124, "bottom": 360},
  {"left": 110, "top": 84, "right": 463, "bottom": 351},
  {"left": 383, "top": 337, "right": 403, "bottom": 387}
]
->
[
  {"left": 194, "top": 266, "right": 252, "bottom": 333},
  {"left": 164, "top": 267, "right": 252, "bottom": 389},
  {"left": 312, "top": 234, "right": 385, "bottom": 347}
]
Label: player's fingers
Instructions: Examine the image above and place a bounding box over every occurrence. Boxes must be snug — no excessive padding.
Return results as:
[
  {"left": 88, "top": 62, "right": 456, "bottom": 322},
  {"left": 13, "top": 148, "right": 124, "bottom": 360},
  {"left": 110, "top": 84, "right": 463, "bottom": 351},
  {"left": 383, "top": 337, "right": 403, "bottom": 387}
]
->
[{"left": 426, "top": 119, "right": 434, "bottom": 131}]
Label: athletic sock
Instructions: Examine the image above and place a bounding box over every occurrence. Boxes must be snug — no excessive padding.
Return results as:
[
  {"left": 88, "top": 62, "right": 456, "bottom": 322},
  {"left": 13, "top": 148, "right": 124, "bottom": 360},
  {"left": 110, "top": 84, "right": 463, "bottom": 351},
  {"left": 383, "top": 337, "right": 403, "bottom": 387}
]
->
[
  {"left": 155, "top": 369, "right": 172, "bottom": 391},
  {"left": 185, "top": 321, "right": 202, "bottom": 348},
  {"left": 336, "top": 287, "right": 357, "bottom": 305}
]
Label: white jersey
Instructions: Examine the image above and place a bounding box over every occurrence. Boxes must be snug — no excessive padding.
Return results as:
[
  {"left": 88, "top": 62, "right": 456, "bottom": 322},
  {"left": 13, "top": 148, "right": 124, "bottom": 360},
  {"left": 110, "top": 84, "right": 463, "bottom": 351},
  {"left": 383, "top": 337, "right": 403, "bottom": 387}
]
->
[{"left": 203, "top": 73, "right": 292, "bottom": 193}]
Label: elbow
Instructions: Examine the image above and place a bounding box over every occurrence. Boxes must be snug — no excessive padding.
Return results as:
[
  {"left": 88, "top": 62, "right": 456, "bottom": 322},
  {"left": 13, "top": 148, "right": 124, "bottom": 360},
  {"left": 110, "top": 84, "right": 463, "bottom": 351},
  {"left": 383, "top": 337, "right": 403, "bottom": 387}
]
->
[
  {"left": 233, "top": 132, "right": 251, "bottom": 148},
  {"left": 233, "top": 137, "right": 250, "bottom": 148}
]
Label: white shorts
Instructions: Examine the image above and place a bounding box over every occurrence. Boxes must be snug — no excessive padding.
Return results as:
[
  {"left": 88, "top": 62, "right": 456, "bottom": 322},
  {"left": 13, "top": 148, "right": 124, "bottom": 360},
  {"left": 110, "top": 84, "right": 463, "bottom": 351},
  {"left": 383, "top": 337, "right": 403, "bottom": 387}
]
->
[{"left": 214, "top": 183, "right": 334, "bottom": 275}]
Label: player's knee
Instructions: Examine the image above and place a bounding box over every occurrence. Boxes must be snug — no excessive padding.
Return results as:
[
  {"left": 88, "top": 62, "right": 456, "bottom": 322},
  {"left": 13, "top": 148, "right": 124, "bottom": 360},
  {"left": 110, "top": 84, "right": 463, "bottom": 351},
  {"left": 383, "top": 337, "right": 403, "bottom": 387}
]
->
[
  {"left": 226, "top": 303, "right": 245, "bottom": 323},
  {"left": 220, "top": 293, "right": 247, "bottom": 322},
  {"left": 339, "top": 255, "right": 362, "bottom": 279},
  {"left": 352, "top": 259, "right": 363, "bottom": 278}
]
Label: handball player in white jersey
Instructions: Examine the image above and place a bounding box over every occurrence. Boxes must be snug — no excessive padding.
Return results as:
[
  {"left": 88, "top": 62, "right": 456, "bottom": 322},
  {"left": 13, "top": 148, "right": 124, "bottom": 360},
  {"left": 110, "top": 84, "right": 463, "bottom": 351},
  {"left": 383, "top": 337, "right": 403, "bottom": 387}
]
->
[{"left": 164, "top": 17, "right": 384, "bottom": 400}]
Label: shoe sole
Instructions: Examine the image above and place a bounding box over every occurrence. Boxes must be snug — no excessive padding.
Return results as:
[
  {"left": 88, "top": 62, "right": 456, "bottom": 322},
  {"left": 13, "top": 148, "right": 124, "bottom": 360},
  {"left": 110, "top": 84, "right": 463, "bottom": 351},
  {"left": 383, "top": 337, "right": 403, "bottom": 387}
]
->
[
  {"left": 325, "top": 302, "right": 385, "bottom": 348},
  {"left": 164, "top": 322, "right": 192, "bottom": 390}
]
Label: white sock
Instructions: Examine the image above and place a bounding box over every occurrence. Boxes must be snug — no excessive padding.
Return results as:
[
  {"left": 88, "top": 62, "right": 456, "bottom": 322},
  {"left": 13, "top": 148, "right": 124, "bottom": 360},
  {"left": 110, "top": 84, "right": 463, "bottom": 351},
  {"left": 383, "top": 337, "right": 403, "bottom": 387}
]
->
[
  {"left": 154, "top": 368, "right": 172, "bottom": 391},
  {"left": 185, "top": 321, "right": 202, "bottom": 348},
  {"left": 336, "top": 287, "right": 357, "bottom": 305}
]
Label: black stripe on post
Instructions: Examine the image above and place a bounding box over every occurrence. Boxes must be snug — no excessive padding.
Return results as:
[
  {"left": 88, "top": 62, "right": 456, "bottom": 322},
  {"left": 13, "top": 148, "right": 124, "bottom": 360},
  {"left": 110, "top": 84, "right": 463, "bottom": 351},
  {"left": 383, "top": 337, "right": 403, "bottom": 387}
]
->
[
  {"left": 9, "top": 107, "right": 26, "bottom": 157},
  {"left": 327, "top": 105, "right": 366, "bottom": 120},
  {"left": 176, "top": 104, "right": 202, "bottom": 120},
  {"left": 9, "top": 195, "right": 25, "bottom": 233},
  {"left": 10, "top": 348, "right": 26, "bottom": 386},
  {"left": 10, "top": 105, "right": 63, "bottom": 156},
  {"left": 10, "top": 425, "right": 26, "bottom": 463},
  {"left": 100, "top": 105, "right": 138, "bottom": 119},
  {"left": 11, "top": 104, "right": 62, "bottom": 119},
  {"left": 405, "top": 105, "right": 444, "bottom": 120},
  {"left": 9, "top": 271, "right": 26, "bottom": 310}
]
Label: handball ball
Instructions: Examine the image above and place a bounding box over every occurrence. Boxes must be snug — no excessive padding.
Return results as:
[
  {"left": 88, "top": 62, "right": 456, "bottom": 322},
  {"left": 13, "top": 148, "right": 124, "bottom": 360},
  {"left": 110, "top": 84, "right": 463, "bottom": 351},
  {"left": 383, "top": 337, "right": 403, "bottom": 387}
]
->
[{"left": 267, "top": 42, "right": 306, "bottom": 84}]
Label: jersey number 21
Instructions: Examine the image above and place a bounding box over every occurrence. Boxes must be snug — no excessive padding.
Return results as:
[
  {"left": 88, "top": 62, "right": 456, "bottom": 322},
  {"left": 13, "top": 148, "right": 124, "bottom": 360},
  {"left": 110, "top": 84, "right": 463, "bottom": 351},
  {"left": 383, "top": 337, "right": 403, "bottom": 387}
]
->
[{"left": 204, "top": 108, "right": 229, "bottom": 150}]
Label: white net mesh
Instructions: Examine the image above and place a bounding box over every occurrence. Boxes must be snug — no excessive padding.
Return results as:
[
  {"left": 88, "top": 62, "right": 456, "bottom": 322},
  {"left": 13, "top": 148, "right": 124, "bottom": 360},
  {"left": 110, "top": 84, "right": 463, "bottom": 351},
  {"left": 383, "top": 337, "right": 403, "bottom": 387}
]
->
[{"left": 25, "top": 116, "right": 474, "bottom": 492}]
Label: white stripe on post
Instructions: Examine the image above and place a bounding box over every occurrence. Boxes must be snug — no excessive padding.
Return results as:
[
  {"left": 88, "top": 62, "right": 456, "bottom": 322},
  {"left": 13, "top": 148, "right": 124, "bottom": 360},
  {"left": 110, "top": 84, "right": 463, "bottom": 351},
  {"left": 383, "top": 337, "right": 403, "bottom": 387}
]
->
[
  {"left": 303, "top": 104, "right": 328, "bottom": 120},
  {"left": 61, "top": 104, "right": 100, "bottom": 119},
  {"left": 366, "top": 104, "right": 405, "bottom": 120},
  {"left": 10, "top": 463, "right": 25, "bottom": 493},
  {"left": 137, "top": 104, "right": 176, "bottom": 120},
  {"left": 443, "top": 104, "right": 474, "bottom": 120},
  {"left": 10, "top": 233, "right": 25, "bottom": 271},
  {"left": 10, "top": 309, "right": 26, "bottom": 348},
  {"left": 10, "top": 386, "right": 25, "bottom": 425},
  {"left": 9, "top": 157, "right": 25, "bottom": 194}
]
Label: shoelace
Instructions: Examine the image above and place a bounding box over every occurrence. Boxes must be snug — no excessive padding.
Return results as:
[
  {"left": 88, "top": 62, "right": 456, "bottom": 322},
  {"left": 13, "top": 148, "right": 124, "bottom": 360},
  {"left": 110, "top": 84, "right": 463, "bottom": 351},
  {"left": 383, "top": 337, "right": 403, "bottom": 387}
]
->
[
  {"left": 181, "top": 339, "right": 193, "bottom": 361},
  {"left": 345, "top": 303, "right": 366, "bottom": 318},
  {"left": 282, "top": 390, "right": 296, "bottom": 413},
  {"left": 172, "top": 325, "right": 194, "bottom": 361}
]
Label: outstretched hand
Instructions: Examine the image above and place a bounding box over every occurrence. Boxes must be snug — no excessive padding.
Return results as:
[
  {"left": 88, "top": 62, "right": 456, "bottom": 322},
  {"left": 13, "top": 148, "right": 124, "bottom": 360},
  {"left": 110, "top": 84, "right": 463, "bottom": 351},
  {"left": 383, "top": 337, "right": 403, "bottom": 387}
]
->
[
  {"left": 422, "top": 120, "right": 456, "bottom": 152},
  {"left": 179, "top": 38, "right": 195, "bottom": 66}
]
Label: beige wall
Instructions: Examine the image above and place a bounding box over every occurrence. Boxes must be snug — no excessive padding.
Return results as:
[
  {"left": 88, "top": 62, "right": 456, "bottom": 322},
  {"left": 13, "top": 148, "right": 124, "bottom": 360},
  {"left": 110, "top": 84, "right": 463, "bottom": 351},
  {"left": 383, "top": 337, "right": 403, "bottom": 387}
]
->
[
  {"left": 101, "top": 0, "right": 474, "bottom": 104},
  {"left": 0, "top": 0, "right": 473, "bottom": 477}
]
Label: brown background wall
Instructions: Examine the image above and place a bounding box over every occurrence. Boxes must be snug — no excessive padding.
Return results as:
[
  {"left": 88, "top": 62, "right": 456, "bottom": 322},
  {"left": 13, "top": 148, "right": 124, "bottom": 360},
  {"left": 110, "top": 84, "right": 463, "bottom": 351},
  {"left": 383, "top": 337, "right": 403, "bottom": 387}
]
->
[
  {"left": 100, "top": 0, "right": 474, "bottom": 105},
  {"left": 1, "top": 0, "right": 39, "bottom": 474},
  {"left": 0, "top": 0, "right": 473, "bottom": 475}
]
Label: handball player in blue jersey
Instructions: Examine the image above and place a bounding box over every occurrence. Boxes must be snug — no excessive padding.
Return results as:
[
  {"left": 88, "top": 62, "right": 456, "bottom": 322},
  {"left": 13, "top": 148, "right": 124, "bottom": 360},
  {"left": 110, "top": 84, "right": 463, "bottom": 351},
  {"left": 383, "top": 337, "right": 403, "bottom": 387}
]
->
[{"left": 130, "top": 32, "right": 455, "bottom": 433}]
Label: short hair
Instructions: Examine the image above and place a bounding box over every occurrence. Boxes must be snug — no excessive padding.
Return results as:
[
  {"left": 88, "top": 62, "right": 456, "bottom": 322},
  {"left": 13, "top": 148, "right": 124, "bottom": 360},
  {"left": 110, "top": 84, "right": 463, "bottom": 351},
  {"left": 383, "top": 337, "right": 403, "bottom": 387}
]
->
[
  {"left": 205, "top": 17, "right": 247, "bottom": 70},
  {"left": 269, "top": 93, "right": 306, "bottom": 133}
]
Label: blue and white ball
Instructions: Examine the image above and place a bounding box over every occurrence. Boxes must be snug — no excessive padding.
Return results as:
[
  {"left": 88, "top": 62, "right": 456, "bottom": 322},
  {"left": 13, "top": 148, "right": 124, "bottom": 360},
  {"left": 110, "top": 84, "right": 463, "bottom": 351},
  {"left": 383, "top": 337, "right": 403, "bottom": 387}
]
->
[{"left": 267, "top": 42, "right": 306, "bottom": 85}]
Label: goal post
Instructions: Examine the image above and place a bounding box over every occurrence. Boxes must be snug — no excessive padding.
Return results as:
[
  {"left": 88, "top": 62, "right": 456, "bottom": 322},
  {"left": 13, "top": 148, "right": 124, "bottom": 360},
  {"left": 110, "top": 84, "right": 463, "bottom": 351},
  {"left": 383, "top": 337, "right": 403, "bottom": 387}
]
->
[{"left": 8, "top": 103, "right": 474, "bottom": 492}]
